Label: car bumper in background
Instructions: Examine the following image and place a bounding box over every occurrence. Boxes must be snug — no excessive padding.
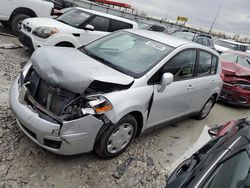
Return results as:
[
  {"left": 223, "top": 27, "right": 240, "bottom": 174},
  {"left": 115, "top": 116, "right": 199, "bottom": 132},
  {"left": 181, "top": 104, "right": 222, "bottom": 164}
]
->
[{"left": 219, "top": 84, "right": 250, "bottom": 107}]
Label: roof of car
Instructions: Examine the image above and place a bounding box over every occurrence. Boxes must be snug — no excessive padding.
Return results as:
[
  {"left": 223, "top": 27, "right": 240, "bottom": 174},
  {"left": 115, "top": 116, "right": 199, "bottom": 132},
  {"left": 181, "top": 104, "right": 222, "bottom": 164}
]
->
[
  {"left": 135, "top": 19, "right": 166, "bottom": 27},
  {"left": 218, "top": 39, "right": 248, "bottom": 46},
  {"left": 224, "top": 50, "right": 250, "bottom": 57},
  {"left": 126, "top": 29, "right": 193, "bottom": 48},
  {"left": 75, "top": 7, "right": 137, "bottom": 26}
]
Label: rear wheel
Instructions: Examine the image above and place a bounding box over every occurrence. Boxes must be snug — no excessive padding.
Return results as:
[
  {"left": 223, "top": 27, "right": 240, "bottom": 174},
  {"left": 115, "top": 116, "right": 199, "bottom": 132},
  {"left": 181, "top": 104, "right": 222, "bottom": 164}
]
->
[
  {"left": 11, "top": 14, "right": 30, "bottom": 36},
  {"left": 94, "top": 114, "right": 137, "bottom": 159},
  {"left": 195, "top": 96, "right": 215, "bottom": 120}
]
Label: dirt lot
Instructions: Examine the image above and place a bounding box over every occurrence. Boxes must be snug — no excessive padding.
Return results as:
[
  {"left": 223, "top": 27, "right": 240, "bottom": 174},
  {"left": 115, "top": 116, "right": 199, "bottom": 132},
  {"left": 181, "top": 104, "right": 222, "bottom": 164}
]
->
[{"left": 0, "top": 27, "right": 249, "bottom": 188}]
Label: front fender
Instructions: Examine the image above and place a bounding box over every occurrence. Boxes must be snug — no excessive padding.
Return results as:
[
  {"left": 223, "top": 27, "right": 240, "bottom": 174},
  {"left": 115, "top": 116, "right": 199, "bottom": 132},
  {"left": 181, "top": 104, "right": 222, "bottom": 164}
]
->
[
  {"left": 103, "top": 86, "right": 154, "bottom": 127},
  {"left": 46, "top": 33, "right": 81, "bottom": 47}
]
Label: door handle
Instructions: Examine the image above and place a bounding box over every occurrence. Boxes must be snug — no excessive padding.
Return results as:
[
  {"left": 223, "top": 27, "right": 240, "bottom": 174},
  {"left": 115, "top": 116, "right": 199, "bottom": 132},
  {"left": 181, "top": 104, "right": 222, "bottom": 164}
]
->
[{"left": 187, "top": 85, "right": 194, "bottom": 90}]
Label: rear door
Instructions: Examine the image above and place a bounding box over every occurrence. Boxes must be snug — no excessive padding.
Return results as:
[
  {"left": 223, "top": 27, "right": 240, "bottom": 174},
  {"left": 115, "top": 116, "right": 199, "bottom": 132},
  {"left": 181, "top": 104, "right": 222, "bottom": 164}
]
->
[
  {"left": 189, "top": 50, "right": 219, "bottom": 111},
  {"left": 147, "top": 49, "right": 197, "bottom": 127}
]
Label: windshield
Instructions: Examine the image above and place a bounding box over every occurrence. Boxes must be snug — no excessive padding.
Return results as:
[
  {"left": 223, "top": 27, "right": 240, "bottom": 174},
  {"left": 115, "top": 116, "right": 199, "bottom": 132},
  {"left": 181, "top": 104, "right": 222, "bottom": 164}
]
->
[
  {"left": 215, "top": 40, "right": 237, "bottom": 50},
  {"left": 81, "top": 31, "right": 174, "bottom": 77},
  {"left": 57, "top": 9, "right": 92, "bottom": 28},
  {"left": 221, "top": 52, "right": 250, "bottom": 68},
  {"left": 172, "top": 32, "right": 195, "bottom": 41}
]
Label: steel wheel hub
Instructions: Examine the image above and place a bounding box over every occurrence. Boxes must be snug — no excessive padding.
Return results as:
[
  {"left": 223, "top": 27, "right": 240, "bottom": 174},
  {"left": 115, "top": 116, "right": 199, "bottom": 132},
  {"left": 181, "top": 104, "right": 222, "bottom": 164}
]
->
[
  {"left": 201, "top": 100, "right": 213, "bottom": 118},
  {"left": 107, "top": 123, "right": 134, "bottom": 154}
]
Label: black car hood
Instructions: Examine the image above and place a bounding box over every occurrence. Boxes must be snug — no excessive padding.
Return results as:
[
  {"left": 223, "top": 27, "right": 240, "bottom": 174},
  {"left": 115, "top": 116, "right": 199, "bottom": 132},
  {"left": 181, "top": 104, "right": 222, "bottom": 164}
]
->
[{"left": 31, "top": 47, "right": 134, "bottom": 93}]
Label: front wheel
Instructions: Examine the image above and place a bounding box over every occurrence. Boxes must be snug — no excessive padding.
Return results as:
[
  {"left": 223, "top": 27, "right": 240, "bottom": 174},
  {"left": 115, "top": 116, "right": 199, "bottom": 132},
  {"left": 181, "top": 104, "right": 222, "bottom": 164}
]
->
[
  {"left": 195, "top": 96, "right": 215, "bottom": 120},
  {"left": 11, "top": 14, "right": 30, "bottom": 36},
  {"left": 94, "top": 114, "right": 137, "bottom": 159}
]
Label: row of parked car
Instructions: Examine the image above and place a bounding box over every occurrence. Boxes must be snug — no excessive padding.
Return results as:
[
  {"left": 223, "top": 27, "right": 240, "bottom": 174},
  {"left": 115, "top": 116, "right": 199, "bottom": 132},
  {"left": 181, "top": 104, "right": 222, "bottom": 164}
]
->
[{"left": 1, "top": 3, "right": 250, "bottom": 187}]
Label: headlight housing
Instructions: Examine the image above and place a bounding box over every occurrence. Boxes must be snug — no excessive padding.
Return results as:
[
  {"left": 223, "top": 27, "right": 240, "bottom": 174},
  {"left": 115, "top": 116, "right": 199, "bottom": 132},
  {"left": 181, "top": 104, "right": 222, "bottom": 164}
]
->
[
  {"left": 88, "top": 96, "right": 113, "bottom": 114},
  {"left": 33, "top": 26, "right": 59, "bottom": 38}
]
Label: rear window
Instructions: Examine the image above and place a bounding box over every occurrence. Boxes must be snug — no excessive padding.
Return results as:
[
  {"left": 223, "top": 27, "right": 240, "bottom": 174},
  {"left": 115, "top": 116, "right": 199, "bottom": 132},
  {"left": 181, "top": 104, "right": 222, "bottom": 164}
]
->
[{"left": 109, "top": 20, "right": 132, "bottom": 32}]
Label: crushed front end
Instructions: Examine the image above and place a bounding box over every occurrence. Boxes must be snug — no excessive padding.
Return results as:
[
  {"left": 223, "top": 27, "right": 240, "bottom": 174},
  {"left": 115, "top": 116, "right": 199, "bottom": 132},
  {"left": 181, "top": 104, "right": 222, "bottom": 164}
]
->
[
  {"left": 219, "top": 75, "right": 250, "bottom": 107},
  {"left": 9, "top": 64, "right": 105, "bottom": 155}
]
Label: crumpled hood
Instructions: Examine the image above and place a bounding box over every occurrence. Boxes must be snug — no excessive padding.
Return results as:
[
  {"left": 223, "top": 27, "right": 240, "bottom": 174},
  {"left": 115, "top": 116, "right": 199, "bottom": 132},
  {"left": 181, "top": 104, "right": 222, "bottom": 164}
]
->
[
  {"left": 222, "top": 61, "right": 250, "bottom": 77},
  {"left": 31, "top": 47, "right": 134, "bottom": 93}
]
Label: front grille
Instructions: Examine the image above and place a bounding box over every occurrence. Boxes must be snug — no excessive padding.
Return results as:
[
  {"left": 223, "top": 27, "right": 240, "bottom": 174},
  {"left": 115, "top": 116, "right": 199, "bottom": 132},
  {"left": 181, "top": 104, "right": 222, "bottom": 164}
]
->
[
  {"left": 24, "top": 69, "right": 77, "bottom": 117},
  {"left": 19, "top": 32, "right": 34, "bottom": 50},
  {"left": 23, "top": 23, "right": 32, "bottom": 32}
]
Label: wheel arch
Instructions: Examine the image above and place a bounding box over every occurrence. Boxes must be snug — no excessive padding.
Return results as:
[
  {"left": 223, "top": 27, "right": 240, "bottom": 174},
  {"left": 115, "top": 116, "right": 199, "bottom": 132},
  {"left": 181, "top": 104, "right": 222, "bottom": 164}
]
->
[{"left": 10, "top": 7, "right": 37, "bottom": 20}]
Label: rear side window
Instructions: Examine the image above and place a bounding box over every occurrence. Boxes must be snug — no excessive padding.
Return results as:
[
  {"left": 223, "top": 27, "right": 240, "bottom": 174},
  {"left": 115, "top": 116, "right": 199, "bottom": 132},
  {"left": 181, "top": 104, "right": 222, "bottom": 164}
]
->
[
  {"left": 196, "top": 38, "right": 203, "bottom": 45},
  {"left": 162, "top": 50, "right": 197, "bottom": 81},
  {"left": 88, "top": 16, "right": 109, "bottom": 32},
  {"left": 109, "top": 20, "right": 132, "bottom": 32},
  {"left": 202, "top": 39, "right": 209, "bottom": 46},
  {"left": 211, "top": 56, "right": 218, "bottom": 74},
  {"left": 197, "top": 51, "right": 213, "bottom": 76}
]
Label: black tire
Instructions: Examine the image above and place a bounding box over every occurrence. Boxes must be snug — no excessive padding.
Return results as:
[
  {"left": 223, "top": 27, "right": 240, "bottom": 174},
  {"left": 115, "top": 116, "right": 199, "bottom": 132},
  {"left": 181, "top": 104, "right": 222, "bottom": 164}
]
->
[
  {"left": 55, "top": 42, "right": 75, "bottom": 48},
  {"left": 195, "top": 96, "right": 215, "bottom": 120},
  {"left": 0, "top": 21, "right": 10, "bottom": 28},
  {"left": 94, "top": 114, "right": 138, "bottom": 159},
  {"left": 11, "top": 14, "right": 30, "bottom": 36}
]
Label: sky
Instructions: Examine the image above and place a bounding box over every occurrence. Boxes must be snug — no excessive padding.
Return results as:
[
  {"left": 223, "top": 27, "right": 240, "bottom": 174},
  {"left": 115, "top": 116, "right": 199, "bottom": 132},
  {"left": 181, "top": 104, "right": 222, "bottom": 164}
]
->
[{"left": 121, "top": 0, "right": 250, "bottom": 37}]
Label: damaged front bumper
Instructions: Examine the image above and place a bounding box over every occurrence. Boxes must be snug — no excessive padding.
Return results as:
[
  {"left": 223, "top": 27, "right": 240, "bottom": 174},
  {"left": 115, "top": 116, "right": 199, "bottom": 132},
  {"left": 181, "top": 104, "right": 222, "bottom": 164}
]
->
[{"left": 9, "top": 77, "right": 104, "bottom": 155}]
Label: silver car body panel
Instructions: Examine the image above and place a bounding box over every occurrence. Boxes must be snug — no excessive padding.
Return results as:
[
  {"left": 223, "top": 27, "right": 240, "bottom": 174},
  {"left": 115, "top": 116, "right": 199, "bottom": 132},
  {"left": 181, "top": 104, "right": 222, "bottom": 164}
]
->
[
  {"left": 31, "top": 47, "right": 134, "bottom": 93},
  {"left": 10, "top": 30, "right": 222, "bottom": 155}
]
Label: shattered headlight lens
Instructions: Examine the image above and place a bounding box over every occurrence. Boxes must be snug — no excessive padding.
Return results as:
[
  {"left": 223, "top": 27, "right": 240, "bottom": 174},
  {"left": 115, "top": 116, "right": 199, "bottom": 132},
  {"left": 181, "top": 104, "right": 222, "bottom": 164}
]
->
[
  {"left": 88, "top": 96, "right": 113, "bottom": 114},
  {"left": 33, "top": 26, "right": 59, "bottom": 38}
]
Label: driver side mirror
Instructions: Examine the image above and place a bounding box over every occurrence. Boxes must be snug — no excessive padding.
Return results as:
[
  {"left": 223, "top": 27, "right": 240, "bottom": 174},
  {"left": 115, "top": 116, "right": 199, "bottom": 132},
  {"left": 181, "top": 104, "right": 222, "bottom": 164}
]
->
[
  {"left": 157, "top": 73, "right": 173, "bottom": 92},
  {"left": 84, "top": 24, "right": 94, "bottom": 31}
]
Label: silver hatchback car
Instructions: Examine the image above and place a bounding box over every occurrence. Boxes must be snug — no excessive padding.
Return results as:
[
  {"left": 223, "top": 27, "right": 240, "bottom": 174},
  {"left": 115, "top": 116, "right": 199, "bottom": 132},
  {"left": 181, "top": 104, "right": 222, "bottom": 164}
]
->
[{"left": 10, "top": 30, "right": 222, "bottom": 159}]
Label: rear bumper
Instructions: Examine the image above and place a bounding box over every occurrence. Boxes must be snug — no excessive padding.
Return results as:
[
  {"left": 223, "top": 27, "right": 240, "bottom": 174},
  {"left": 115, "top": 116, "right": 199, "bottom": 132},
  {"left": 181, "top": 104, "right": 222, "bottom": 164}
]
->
[
  {"left": 9, "top": 77, "right": 104, "bottom": 155},
  {"left": 219, "top": 84, "right": 250, "bottom": 107}
]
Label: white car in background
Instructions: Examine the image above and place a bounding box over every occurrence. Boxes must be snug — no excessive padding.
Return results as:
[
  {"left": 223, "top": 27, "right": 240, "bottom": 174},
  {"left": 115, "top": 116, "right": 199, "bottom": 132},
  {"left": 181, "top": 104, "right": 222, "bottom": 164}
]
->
[
  {"left": 214, "top": 39, "right": 248, "bottom": 53},
  {"left": 18, "top": 7, "right": 138, "bottom": 50},
  {"left": 0, "top": 0, "right": 54, "bottom": 35}
]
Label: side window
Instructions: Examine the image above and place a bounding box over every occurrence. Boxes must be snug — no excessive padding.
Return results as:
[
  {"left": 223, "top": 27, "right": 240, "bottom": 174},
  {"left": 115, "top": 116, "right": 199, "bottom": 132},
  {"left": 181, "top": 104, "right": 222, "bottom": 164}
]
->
[
  {"left": 203, "top": 151, "right": 250, "bottom": 188},
  {"left": 202, "top": 39, "right": 209, "bottom": 46},
  {"left": 109, "top": 20, "right": 132, "bottom": 32},
  {"left": 211, "top": 56, "right": 218, "bottom": 74},
  {"left": 196, "top": 38, "right": 203, "bottom": 45},
  {"left": 197, "top": 51, "right": 212, "bottom": 76},
  {"left": 88, "top": 16, "right": 109, "bottom": 32},
  {"left": 162, "top": 50, "right": 196, "bottom": 81}
]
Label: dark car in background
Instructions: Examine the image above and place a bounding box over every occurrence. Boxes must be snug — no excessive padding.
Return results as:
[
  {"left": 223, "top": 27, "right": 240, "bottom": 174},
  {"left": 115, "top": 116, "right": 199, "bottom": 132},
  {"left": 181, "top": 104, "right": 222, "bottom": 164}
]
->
[
  {"left": 136, "top": 19, "right": 168, "bottom": 32},
  {"left": 48, "top": 0, "right": 73, "bottom": 10},
  {"left": 219, "top": 50, "right": 250, "bottom": 107},
  {"left": 172, "top": 31, "right": 215, "bottom": 49},
  {"left": 166, "top": 116, "right": 250, "bottom": 188}
]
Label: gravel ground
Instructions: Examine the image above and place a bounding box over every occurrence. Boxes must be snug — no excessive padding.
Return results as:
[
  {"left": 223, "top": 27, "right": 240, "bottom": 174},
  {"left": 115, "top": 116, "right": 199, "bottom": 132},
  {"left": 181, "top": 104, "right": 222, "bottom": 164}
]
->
[{"left": 0, "top": 26, "right": 249, "bottom": 188}]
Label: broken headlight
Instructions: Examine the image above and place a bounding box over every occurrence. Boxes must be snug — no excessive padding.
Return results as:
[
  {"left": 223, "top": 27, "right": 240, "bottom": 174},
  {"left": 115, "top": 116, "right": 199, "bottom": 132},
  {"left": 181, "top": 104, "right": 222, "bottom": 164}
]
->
[
  {"left": 87, "top": 96, "right": 113, "bottom": 114},
  {"left": 62, "top": 96, "right": 112, "bottom": 120}
]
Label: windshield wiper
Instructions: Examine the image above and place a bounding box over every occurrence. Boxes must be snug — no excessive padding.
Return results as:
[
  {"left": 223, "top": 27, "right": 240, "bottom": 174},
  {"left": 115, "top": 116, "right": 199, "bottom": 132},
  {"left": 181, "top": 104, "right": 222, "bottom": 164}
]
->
[{"left": 246, "top": 59, "right": 250, "bottom": 66}]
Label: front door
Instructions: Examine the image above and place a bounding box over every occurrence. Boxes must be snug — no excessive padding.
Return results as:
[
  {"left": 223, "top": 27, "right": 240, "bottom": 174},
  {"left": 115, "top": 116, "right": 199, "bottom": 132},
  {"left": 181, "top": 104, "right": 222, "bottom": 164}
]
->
[
  {"left": 147, "top": 49, "right": 198, "bottom": 127},
  {"left": 80, "top": 15, "right": 110, "bottom": 45}
]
